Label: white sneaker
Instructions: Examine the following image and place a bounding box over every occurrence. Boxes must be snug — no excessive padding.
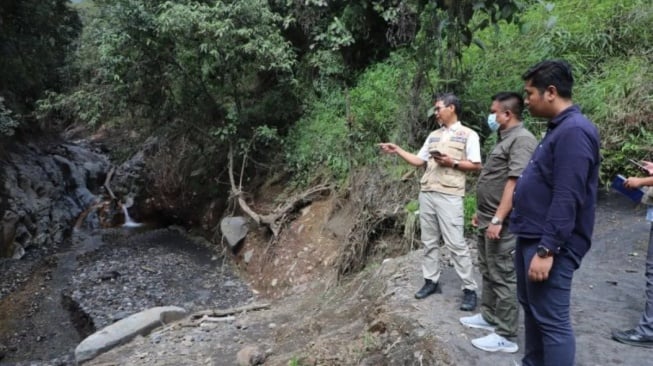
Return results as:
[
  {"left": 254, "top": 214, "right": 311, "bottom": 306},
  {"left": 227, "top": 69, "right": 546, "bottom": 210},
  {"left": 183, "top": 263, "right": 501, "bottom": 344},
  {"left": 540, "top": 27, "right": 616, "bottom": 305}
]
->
[
  {"left": 471, "top": 333, "right": 519, "bottom": 353},
  {"left": 459, "top": 313, "right": 495, "bottom": 331}
]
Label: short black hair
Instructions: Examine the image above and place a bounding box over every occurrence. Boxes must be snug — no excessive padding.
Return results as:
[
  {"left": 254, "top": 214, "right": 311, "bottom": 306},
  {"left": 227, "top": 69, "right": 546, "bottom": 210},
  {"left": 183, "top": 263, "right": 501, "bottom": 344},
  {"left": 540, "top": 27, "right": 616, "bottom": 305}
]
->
[
  {"left": 522, "top": 59, "right": 573, "bottom": 98},
  {"left": 434, "top": 92, "right": 462, "bottom": 116},
  {"left": 492, "top": 92, "right": 524, "bottom": 119}
]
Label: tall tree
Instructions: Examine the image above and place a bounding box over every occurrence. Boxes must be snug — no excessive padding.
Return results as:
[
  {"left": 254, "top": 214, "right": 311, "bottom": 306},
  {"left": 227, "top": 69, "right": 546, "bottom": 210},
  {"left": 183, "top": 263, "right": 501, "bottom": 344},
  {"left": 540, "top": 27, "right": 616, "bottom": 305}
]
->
[
  {"left": 45, "top": 0, "right": 297, "bottom": 140},
  {"left": 0, "top": 0, "right": 81, "bottom": 135}
]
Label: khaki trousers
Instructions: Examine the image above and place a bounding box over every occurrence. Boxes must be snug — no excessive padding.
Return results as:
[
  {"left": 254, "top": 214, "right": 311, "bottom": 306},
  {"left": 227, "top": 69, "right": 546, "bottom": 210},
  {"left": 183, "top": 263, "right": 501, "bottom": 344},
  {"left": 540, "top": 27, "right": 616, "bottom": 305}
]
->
[
  {"left": 477, "top": 227, "right": 519, "bottom": 338},
  {"left": 418, "top": 191, "right": 477, "bottom": 291}
]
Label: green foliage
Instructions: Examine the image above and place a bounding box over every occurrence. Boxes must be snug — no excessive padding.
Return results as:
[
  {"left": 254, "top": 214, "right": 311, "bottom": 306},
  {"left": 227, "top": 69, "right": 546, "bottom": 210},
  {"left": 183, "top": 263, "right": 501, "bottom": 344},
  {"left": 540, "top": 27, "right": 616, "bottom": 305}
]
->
[
  {"left": 41, "top": 0, "right": 296, "bottom": 146},
  {"left": 464, "top": 194, "right": 477, "bottom": 236},
  {"left": 0, "top": 0, "right": 81, "bottom": 127},
  {"left": 285, "top": 90, "right": 350, "bottom": 183},
  {"left": 285, "top": 52, "right": 418, "bottom": 182},
  {"left": 462, "top": 0, "right": 653, "bottom": 182},
  {"left": 600, "top": 127, "right": 653, "bottom": 186},
  {"left": 404, "top": 199, "right": 419, "bottom": 214},
  {"left": 410, "top": 0, "right": 526, "bottom": 93},
  {"left": 347, "top": 54, "right": 417, "bottom": 160},
  {"left": 288, "top": 357, "right": 304, "bottom": 366},
  {"left": 580, "top": 56, "right": 653, "bottom": 143},
  {"left": 12, "top": 0, "right": 652, "bottom": 241}
]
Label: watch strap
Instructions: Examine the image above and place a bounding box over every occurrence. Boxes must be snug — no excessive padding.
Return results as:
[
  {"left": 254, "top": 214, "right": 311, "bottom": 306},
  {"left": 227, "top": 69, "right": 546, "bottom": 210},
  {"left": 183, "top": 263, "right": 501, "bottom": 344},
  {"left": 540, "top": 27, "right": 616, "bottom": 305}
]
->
[{"left": 536, "top": 245, "right": 555, "bottom": 258}]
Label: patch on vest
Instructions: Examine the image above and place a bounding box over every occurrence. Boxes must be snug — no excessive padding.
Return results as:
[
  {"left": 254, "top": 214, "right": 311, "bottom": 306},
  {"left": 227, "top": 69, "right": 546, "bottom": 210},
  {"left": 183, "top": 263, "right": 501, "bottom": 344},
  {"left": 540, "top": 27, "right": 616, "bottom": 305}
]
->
[
  {"left": 428, "top": 137, "right": 440, "bottom": 143},
  {"left": 450, "top": 136, "right": 467, "bottom": 143}
]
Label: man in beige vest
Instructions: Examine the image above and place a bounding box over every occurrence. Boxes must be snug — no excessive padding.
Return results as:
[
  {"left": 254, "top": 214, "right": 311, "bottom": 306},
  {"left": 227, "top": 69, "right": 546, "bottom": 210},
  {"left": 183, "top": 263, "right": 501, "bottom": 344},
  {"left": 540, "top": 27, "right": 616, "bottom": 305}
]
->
[{"left": 380, "top": 93, "right": 481, "bottom": 311}]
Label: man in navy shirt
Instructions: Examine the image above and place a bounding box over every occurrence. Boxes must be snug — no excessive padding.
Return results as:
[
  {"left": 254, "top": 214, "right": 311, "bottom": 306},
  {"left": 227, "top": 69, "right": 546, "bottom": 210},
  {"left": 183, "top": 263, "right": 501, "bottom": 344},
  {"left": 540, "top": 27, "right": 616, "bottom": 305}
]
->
[{"left": 510, "top": 60, "right": 601, "bottom": 366}]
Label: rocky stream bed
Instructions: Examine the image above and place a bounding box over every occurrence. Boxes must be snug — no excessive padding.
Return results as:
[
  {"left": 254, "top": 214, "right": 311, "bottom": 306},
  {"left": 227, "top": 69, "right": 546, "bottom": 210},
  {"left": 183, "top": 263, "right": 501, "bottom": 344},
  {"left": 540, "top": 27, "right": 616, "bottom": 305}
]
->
[{"left": 0, "top": 225, "right": 252, "bottom": 365}]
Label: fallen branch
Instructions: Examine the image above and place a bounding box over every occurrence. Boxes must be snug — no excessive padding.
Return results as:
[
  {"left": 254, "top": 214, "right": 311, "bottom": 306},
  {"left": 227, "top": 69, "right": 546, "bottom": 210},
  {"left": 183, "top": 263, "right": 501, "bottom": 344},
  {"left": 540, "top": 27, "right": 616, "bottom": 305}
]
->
[
  {"left": 226, "top": 144, "right": 332, "bottom": 237},
  {"left": 258, "top": 183, "right": 332, "bottom": 237},
  {"left": 190, "top": 302, "right": 270, "bottom": 319},
  {"left": 104, "top": 166, "right": 116, "bottom": 200},
  {"left": 153, "top": 303, "right": 271, "bottom": 331},
  {"left": 197, "top": 315, "right": 236, "bottom": 323}
]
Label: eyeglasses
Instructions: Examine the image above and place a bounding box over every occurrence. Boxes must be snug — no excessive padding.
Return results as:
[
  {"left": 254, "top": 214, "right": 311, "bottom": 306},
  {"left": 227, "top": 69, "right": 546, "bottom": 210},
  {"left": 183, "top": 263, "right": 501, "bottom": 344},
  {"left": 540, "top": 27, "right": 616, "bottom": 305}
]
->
[{"left": 434, "top": 105, "right": 449, "bottom": 112}]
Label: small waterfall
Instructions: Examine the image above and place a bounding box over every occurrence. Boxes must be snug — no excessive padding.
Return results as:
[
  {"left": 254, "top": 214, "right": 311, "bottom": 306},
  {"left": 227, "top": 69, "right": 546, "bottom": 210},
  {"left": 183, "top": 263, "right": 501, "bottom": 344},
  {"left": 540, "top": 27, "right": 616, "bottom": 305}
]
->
[{"left": 121, "top": 203, "right": 142, "bottom": 228}]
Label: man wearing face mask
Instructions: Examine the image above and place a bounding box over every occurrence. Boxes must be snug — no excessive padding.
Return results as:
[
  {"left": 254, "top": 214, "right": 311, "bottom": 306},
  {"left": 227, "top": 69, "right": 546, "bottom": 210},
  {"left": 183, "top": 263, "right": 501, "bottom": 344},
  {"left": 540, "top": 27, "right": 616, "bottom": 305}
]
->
[{"left": 460, "top": 92, "right": 537, "bottom": 353}]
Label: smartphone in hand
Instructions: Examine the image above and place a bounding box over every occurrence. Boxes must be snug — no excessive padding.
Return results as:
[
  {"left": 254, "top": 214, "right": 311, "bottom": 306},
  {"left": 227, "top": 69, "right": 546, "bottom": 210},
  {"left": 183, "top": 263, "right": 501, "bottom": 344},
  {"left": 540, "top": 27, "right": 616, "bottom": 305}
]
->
[
  {"left": 629, "top": 159, "right": 649, "bottom": 174},
  {"left": 429, "top": 148, "right": 443, "bottom": 158}
]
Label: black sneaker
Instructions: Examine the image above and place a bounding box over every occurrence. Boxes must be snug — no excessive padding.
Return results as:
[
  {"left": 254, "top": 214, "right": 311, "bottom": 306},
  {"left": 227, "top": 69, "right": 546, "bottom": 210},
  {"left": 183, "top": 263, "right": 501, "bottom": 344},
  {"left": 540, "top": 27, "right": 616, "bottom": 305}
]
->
[
  {"left": 414, "top": 279, "right": 441, "bottom": 299},
  {"left": 460, "top": 289, "right": 477, "bottom": 311},
  {"left": 612, "top": 328, "right": 653, "bottom": 348}
]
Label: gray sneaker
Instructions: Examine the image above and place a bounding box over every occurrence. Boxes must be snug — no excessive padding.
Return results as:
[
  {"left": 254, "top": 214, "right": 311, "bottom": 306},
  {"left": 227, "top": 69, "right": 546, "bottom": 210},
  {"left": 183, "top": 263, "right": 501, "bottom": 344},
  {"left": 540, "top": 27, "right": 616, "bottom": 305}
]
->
[
  {"left": 459, "top": 313, "right": 495, "bottom": 331},
  {"left": 471, "top": 333, "right": 519, "bottom": 353}
]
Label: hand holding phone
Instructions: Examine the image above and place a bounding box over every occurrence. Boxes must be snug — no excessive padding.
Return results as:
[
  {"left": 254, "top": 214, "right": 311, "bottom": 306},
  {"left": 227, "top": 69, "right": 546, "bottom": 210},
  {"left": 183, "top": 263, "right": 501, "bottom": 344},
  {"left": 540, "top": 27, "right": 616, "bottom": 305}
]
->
[
  {"left": 642, "top": 160, "right": 653, "bottom": 176},
  {"left": 429, "top": 149, "right": 443, "bottom": 158},
  {"left": 629, "top": 159, "right": 650, "bottom": 175}
]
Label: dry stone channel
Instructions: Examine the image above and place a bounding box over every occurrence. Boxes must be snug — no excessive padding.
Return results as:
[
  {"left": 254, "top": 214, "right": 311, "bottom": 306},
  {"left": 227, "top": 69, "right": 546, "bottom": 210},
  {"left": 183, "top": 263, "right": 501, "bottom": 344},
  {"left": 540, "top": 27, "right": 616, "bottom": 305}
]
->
[{"left": 0, "top": 140, "right": 253, "bottom": 365}]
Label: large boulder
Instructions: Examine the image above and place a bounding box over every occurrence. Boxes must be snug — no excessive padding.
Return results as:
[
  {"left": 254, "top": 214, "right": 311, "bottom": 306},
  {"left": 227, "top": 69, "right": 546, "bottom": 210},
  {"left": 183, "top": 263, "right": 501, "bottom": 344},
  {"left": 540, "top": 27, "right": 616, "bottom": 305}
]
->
[{"left": 75, "top": 306, "right": 188, "bottom": 364}]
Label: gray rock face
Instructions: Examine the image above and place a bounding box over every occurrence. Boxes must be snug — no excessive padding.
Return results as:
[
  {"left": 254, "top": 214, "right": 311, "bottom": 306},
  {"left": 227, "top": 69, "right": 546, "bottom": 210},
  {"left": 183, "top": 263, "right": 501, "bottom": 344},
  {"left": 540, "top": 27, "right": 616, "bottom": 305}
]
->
[
  {"left": 0, "top": 140, "right": 110, "bottom": 257},
  {"left": 110, "top": 136, "right": 157, "bottom": 204},
  {"left": 74, "top": 305, "right": 188, "bottom": 364}
]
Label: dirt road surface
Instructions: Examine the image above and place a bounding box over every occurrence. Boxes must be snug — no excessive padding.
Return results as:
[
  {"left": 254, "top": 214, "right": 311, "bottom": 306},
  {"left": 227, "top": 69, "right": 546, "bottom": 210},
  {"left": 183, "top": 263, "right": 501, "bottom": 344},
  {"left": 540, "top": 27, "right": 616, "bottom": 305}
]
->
[{"left": 413, "top": 191, "right": 653, "bottom": 366}]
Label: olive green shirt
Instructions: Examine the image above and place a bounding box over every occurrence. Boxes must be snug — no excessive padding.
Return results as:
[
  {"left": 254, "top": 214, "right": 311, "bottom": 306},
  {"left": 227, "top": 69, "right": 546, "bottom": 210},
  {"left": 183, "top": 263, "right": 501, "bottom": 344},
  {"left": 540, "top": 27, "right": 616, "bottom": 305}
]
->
[{"left": 476, "top": 123, "right": 537, "bottom": 228}]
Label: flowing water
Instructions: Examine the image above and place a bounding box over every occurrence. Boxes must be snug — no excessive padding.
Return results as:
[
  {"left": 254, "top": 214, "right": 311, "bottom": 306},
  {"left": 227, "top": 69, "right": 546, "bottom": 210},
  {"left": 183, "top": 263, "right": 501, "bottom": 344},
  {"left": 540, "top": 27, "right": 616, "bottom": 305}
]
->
[{"left": 120, "top": 204, "right": 142, "bottom": 228}]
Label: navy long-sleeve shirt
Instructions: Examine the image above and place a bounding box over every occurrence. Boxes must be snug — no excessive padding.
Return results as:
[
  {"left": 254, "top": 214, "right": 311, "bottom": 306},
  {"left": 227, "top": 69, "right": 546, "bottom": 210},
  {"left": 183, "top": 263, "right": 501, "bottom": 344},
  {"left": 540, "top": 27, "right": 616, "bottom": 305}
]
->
[{"left": 510, "top": 105, "right": 601, "bottom": 263}]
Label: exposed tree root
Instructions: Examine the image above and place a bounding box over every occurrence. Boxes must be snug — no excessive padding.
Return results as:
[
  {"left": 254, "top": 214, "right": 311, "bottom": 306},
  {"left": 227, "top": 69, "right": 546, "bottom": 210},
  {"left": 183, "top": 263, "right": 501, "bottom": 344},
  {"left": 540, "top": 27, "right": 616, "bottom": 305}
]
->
[
  {"left": 335, "top": 166, "right": 419, "bottom": 281},
  {"left": 226, "top": 145, "right": 332, "bottom": 237}
]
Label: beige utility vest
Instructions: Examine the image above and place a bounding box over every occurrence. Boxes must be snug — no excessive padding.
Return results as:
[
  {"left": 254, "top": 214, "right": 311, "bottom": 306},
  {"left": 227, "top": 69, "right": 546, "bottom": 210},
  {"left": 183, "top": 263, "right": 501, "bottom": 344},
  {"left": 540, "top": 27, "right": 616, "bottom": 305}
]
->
[{"left": 420, "top": 125, "right": 473, "bottom": 196}]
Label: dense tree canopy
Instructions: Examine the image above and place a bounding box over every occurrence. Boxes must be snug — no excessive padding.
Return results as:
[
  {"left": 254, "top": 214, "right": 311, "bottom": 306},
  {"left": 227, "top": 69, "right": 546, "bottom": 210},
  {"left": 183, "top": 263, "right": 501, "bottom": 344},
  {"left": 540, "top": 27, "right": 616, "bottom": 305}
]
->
[
  {"left": 0, "top": 0, "right": 80, "bottom": 135},
  {"left": 3, "top": 0, "right": 650, "bottom": 218},
  {"left": 37, "top": 0, "right": 524, "bottom": 138}
]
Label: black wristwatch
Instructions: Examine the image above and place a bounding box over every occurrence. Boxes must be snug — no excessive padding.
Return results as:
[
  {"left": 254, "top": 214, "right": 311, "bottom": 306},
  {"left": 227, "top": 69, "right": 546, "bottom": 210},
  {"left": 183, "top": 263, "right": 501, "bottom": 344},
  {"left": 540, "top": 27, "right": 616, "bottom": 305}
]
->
[
  {"left": 536, "top": 245, "right": 554, "bottom": 258},
  {"left": 452, "top": 160, "right": 460, "bottom": 169}
]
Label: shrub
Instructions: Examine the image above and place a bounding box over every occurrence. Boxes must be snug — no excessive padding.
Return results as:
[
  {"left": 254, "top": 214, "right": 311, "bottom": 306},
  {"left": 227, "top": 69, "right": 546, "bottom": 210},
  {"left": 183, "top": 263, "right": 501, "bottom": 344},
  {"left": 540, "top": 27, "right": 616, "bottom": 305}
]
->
[
  {"left": 285, "top": 52, "right": 423, "bottom": 183},
  {"left": 462, "top": 0, "right": 653, "bottom": 184}
]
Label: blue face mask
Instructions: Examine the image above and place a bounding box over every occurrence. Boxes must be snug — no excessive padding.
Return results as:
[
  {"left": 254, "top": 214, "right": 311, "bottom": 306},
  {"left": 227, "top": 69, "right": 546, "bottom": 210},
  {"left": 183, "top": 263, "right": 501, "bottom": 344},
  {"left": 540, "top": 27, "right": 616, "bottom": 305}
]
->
[{"left": 487, "top": 113, "right": 500, "bottom": 131}]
